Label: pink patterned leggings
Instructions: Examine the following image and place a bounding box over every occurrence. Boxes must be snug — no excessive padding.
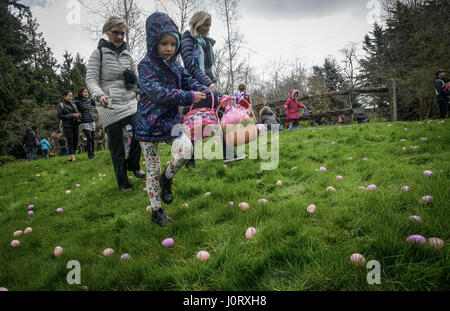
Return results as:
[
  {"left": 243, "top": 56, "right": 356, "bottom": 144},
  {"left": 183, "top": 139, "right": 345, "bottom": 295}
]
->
[{"left": 140, "top": 133, "right": 193, "bottom": 211}]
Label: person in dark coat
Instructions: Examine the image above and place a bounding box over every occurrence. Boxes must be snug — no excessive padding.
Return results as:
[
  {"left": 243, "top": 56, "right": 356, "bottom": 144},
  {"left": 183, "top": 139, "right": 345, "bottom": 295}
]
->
[
  {"left": 258, "top": 106, "right": 281, "bottom": 131},
  {"left": 58, "top": 90, "right": 81, "bottom": 162},
  {"left": 135, "top": 12, "right": 209, "bottom": 226},
  {"left": 435, "top": 69, "right": 450, "bottom": 118},
  {"left": 22, "top": 128, "right": 38, "bottom": 161},
  {"left": 74, "top": 88, "right": 97, "bottom": 159}
]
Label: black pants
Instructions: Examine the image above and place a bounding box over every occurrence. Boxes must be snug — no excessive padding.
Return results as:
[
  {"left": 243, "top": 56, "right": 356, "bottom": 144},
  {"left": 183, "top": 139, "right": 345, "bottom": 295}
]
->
[
  {"left": 105, "top": 114, "right": 142, "bottom": 189},
  {"left": 82, "top": 129, "right": 96, "bottom": 159},
  {"left": 438, "top": 99, "right": 449, "bottom": 118},
  {"left": 62, "top": 126, "right": 79, "bottom": 155}
]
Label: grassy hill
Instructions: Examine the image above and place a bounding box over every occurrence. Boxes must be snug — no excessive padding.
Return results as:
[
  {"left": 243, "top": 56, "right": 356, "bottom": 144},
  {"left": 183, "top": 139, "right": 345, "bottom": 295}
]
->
[{"left": 0, "top": 120, "right": 449, "bottom": 291}]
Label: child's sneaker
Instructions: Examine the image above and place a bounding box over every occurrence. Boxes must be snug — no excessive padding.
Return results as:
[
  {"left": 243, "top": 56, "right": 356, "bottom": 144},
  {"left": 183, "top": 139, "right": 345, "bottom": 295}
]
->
[
  {"left": 151, "top": 208, "right": 174, "bottom": 226},
  {"left": 159, "top": 169, "right": 173, "bottom": 204}
]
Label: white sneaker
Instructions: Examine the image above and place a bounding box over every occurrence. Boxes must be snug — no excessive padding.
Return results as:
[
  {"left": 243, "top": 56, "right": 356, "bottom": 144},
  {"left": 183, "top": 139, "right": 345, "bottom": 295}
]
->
[{"left": 224, "top": 153, "right": 247, "bottom": 163}]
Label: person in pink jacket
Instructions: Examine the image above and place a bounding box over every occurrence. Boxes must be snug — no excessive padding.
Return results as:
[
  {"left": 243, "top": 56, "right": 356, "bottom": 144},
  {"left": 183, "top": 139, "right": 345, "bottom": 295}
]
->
[{"left": 284, "top": 89, "right": 306, "bottom": 130}]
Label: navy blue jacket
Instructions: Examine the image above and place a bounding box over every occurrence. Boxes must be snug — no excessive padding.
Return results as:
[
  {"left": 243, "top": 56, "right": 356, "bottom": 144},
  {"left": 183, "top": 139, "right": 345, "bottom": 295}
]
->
[
  {"left": 435, "top": 78, "right": 450, "bottom": 103},
  {"left": 134, "top": 12, "right": 209, "bottom": 142},
  {"left": 181, "top": 30, "right": 216, "bottom": 88}
]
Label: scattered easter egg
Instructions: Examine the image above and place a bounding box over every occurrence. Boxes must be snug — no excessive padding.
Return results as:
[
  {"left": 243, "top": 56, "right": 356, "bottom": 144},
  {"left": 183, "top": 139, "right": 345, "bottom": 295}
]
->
[
  {"left": 103, "top": 248, "right": 114, "bottom": 256},
  {"left": 0, "top": 288, "right": 8, "bottom": 291},
  {"left": 229, "top": 202, "right": 234, "bottom": 207},
  {"left": 28, "top": 211, "right": 34, "bottom": 216},
  {"left": 400, "top": 139, "right": 406, "bottom": 142},
  {"left": 404, "top": 128, "right": 408, "bottom": 131},
  {"left": 276, "top": 180, "right": 283, "bottom": 185},
  {"left": 92, "top": 182, "right": 96, "bottom": 184},
  {"left": 350, "top": 253, "right": 366, "bottom": 266},
  {"left": 11, "top": 240, "right": 20, "bottom": 248},
  {"left": 362, "top": 157, "right": 368, "bottom": 161},
  {"left": 13, "top": 230, "right": 23, "bottom": 237},
  {"left": 56, "top": 208, "right": 64, "bottom": 213},
  {"left": 239, "top": 202, "right": 250, "bottom": 210},
  {"left": 319, "top": 167, "right": 327, "bottom": 172},
  {"left": 402, "top": 147, "right": 407, "bottom": 150},
  {"left": 24, "top": 227, "right": 32, "bottom": 234},
  {"left": 121, "top": 253, "right": 131, "bottom": 260},
  {"left": 326, "top": 186, "right": 336, "bottom": 192},
  {"left": 291, "top": 167, "right": 297, "bottom": 170},
  {"left": 336, "top": 176, "right": 344, "bottom": 181},
  {"left": 65, "top": 190, "right": 71, "bottom": 195},
  {"left": 428, "top": 238, "right": 444, "bottom": 248},
  {"left": 307, "top": 204, "right": 316, "bottom": 214},
  {"left": 347, "top": 157, "right": 353, "bottom": 161},
  {"left": 223, "top": 164, "right": 227, "bottom": 168},
  {"left": 28, "top": 205, "right": 35, "bottom": 210},
  {"left": 36, "top": 174, "right": 40, "bottom": 177},
  {"left": 34, "top": 197, "right": 38, "bottom": 200},
  {"left": 197, "top": 251, "right": 210, "bottom": 261},
  {"left": 406, "top": 235, "right": 426, "bottom": 244},
  {"left": 182, "top": 203, "right": 189, "bottom": 208},
  {"left": 146, "top": 206, "right": 152, "bottom": 213},
  {"left": 258, "top": 199, "right": 268, "bottom": 204},
  {"left": 76, "top": 184, "right": 81, "bottom": 188},
  {"left": 54, "top": 246, "right": 63, "bottom": 257},
  {"left": 408, "top": 215, "right": 422, "bottom": 222},
  {"left": 245, "top": 227, "right": 257, "bottom": 239},
  {"left": 358, "top": 186, "right": 367, "bottom": 190},
  {"left": 421, "top": 137, "right": 428, "bottom": 141},
  {"left": 366, "top": 184, "right": 377, "bottom": 191},
  {"left": 204, "top": 192, "right": 211, "bottom": 197},
  {"left": 423, "top": 170, "right": 433, "bottom": 177},
  {"left": 331, "top": 141, "right": 336, "bottom": 145},
  {"left": 401, "top": 186, "right": 410, "bottom": 192},
  {"left": 257, "top": 180, "right": 261, "bottom": 183},
  {"left": 419, "top": 196, "right": 434, "bottom": 205},
  {"left": 387, "top": 124, "right": 391, "bottom": 127},
  {"left": 162, "top": 238, "right": 174, "bottom": 248}
]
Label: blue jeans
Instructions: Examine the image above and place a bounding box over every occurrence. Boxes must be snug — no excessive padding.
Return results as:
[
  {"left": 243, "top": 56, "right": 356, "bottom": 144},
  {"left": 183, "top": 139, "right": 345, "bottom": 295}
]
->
[{"left": 25, "top": 145, "right": 37, "bottom": 161}]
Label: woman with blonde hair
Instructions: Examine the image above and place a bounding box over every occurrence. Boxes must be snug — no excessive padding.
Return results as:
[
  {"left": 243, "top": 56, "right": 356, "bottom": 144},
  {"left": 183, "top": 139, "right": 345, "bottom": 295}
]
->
[
  {"left": 86, "top": 16, "right": 145, "bottom": 192},
  {"left": 181, "top": 11, "right": 246, "bottom": 165}
]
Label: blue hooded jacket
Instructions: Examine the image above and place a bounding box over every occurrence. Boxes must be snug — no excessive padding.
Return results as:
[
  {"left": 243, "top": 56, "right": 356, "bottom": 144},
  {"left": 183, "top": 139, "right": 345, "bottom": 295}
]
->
[{"left": 134, "top": 12, "right": 209, "bottom": 142}]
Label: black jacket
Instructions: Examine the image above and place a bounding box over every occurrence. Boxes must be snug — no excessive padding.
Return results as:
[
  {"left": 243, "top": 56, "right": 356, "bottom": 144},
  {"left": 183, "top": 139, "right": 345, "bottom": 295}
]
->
[
  {"left": 181, "top": 30, "right": 216, "bottom": 87},
  {"left": 22, "top": 129, "right": 36, "bottom": 146},
  {"left": 259, "top": 108, "right": 280, "bottom": 126},
  {"left": 58, "top": 100, "right": 81, "bottom": 128},
  {"left": 435, "top": 78, "right": 450, "bottom": 102},
  {"left": 74, "top": 98, "right": 96, "bottom": 124}
]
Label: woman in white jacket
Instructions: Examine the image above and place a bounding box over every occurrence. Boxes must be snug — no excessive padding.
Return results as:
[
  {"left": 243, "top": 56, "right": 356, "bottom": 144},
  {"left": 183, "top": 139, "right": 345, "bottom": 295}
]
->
[{"left": 86, "top": 16, "right": 145, "bottom": 192}]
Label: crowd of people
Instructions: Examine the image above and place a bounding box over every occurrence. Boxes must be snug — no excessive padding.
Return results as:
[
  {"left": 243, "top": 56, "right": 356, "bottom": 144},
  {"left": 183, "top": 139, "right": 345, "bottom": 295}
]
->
[{"left": 16, "top": 9, "right": 448, "bottom": 226}]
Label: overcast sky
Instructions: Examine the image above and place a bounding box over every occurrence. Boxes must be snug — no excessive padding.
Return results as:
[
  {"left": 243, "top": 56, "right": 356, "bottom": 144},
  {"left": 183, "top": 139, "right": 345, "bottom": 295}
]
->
[{"left": 25, "top": 0, "right": 384, "bottom": 78}]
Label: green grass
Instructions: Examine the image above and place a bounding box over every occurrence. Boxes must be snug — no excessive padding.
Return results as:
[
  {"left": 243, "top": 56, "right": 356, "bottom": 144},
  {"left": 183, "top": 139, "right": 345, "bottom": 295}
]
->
[{"left": 0, "top": 120, "right": 449, "bottom": 291}]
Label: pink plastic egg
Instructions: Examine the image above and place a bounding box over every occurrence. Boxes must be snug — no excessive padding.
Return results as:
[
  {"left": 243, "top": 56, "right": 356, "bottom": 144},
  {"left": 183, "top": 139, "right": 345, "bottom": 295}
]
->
[
  {"left": 307, "top": 204, "right": 317, "bottom": 214},
  {"left": 65, "top": 190, "right": 71, "bottom": 195},
  {"left": 121, "top": 253, "right": 131, "bottom": 260},
  {"left": 229, "top": 202, "right": 234, "bottom": 207},
  {"left": 336, "top": 176, "right": 344, "bottom": 181},
  {"left": 103, "top": 248, "right": 114, "bottom": 256},
  {"left": 56, "top": 208, "right": 64, "bottom": 213},
  {"left": 419, "top": 196, "right": 434, "bottom": 204},
  {"left": 406, "top": 235, "right": 426, "bottom": 244},
  {"left": 350, "top": 253, "right": 366, "bottom": 266},
  {"left": 28, "top": 211, "right": 34, "bottom": 216},
  {"left": 13, "top": 230, "right": 23, "bottom": 237},
  {"left": 423, "top": 170, "right": 433, "bottom": 177},
  {"left": 408, "top": 215, "right": 422, "bottom": 222},
  {"left": 11, "top": 240, "right": 20, "bottom": 248},
  {"left": 54, "top": 246, "right": 63, "bottom": 257},
  {"left": 162, "top": 238, "right": 174, "bottom": 248},
  {"left": 76, "top": 184, "right": 81, "bottom": 188},
  {"left": 366, "top": 184, "right": 377, "bottom": 191},
  {"left": 428, "top": 238, "right": 444, "bottom": 248},
  {"left": 28, "top": 205, "right": 35, "bottom": 210},
  {"left": 24, "top": 227, "right": 32, "bottom": 234},
  {"left": 239, "top": 202, "right": 250, "bottom": 210},
  {"left": 400, "top": 139, "right": 406, "bottom": 142},
  {"left": 276, "top": 180, "right": 283, "bottom": 185},
  {"left": 319, "top": 167, "right": 327, "bottom": 172},
  {"left": 245, "top": 227, "right": 257, "bottom": 239},
  {"left": 401, "top": 186, "right": 410, "bottom": 192},
  {"left": 258, "top": 199, "right": 268, "bottom": 204},
  {"left": 197, "top": 251, "right": 210, "bottom": 261}
]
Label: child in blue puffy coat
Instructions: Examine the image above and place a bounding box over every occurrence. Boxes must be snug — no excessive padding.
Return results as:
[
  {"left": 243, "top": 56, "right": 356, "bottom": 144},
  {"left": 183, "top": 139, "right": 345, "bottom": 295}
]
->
[{"left": 135, "top": 12, "right": 211, "bottom": 226}]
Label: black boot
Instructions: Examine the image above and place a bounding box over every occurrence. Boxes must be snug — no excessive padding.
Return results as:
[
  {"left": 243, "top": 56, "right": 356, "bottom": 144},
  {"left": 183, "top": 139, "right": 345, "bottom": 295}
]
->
[
  {"left": 159, "top": 169, "right": 173, "bottom": 204},
  {"left": 151, "top": 208, "right": 174, "bottom": 226}
]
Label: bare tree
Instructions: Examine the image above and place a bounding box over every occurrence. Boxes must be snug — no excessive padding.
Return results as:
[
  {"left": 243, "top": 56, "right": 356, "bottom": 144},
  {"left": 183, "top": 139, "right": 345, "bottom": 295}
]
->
[
  {"left": 215, "top": 0, "right": 243, "bottom": 94},
  {"left": 79, "top": 0, "right": 148, "bottom": 61},
  {"left": 154, "top": 0, "right": 205, "bottom": 34},
  {"left": 340, "top": 42, "right": 361, "bottom": 89}
]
